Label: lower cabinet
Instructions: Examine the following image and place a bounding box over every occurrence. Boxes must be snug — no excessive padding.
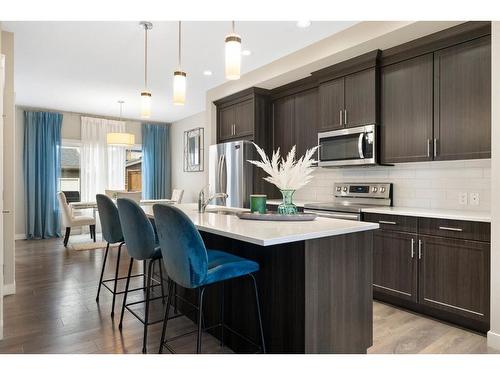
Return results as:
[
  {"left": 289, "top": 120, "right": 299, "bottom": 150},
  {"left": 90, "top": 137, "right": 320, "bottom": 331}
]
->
[
  {"left": 373, "top": 231, "right": 417, "bottom": 302},
  {"left": 368, "top": 213, "right": 490, "bottom": 332}
]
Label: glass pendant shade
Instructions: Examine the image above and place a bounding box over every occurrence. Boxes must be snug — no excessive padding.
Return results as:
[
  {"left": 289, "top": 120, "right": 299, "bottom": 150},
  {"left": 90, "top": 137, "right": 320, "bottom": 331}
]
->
[
  {"left": 107, "top": 133, "right": 135, "bottom": 147},
  {"left": 225, "top": 34, "right": 241, "bottom": 80},
  {"left": 140, "top": 90, "right": 151, "bottom": 118},
  {"left": 173, "top": 71, "right": 187, "bottom": 105}
]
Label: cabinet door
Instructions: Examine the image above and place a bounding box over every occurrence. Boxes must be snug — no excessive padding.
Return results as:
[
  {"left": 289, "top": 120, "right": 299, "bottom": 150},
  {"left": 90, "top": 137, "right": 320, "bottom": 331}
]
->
[
  {"left": 294, "top": 88, "right": 319, "bottom": 158},
  {"left": 273, "top": 96, "right": 295, "bottom": 154},
  {"left": 373, "top": 231, "right": 418, "bottom": 302},
  {"left": 318, "top": 78, "right": 344, "bottom": 131},
  {"left": 381, "top": 54, "right": 434, "bottom": 163},
  {"left": 344, "top": 68, "right": 377, "bottom": 128},
  {"left": 234, "top": 99, "right": 254, "bottom": 138},
  {"left": 418, "top": 235, "right": 490, "bottom": 321},
  {"left": 218, "top": 105, "right": 235, "bottom": 141},
  {"left": 434, "top": 36, "right": 491, "bottom": 160}
]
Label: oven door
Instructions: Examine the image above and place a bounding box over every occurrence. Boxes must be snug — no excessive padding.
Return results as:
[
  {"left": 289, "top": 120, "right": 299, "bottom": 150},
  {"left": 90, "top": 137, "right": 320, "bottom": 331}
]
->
[{"left": 318, "top": 125, "right": 376, "bottom": 167}]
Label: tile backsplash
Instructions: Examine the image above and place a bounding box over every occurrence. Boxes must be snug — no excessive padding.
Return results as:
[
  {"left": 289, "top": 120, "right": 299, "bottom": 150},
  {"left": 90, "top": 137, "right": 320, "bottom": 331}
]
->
[{"left": 294, "top": 159, "right": 491, "bottom": 212}]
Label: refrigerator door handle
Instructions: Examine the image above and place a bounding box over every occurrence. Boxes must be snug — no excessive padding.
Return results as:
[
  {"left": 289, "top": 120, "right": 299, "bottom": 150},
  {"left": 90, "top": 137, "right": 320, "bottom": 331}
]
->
[
  {"left": 221, "top": 154, "right": 227, "bottom": 194},
  {"left": 217, "top": 154, "right": 223, "bottom": 193}
]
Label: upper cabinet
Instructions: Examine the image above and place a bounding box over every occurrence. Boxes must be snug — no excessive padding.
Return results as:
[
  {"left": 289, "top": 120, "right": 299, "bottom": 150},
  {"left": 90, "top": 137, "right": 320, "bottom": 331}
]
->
[
  {"left": 214, "top": 87, "right": 271, "bottom": 144},
  {"left": 313, "top": 50, "right": 380, "bottom": 131},
  {"left": 380, "top": 22, "right": 491, "bottom": 164},
  {"left": 434, "top": 36, "right": 491, "bottom": 161}
]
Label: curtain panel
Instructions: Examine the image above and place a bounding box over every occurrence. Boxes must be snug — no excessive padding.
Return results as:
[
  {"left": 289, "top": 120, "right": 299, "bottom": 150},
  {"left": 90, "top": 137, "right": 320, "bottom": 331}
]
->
[
  {"left": 23, "top": 111, "right": 63, "bottom": 239},
  {"left": 80, "top": 116, "right": 126, "bottom": 202},
  {"left": 141, "top": 123, "right": 171, "bottom": 199}
]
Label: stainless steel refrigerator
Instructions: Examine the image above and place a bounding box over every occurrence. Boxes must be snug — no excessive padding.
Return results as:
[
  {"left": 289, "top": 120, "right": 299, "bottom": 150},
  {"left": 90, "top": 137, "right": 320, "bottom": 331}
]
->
[{"left": 209, "top": 140, "right": 256, "bottom": 208}]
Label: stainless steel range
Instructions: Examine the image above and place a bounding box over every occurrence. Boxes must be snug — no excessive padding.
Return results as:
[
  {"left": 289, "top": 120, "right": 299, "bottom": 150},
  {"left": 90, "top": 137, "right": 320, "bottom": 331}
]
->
[{"left": 304, "top": 182, "right": 393, "bottom": 221}]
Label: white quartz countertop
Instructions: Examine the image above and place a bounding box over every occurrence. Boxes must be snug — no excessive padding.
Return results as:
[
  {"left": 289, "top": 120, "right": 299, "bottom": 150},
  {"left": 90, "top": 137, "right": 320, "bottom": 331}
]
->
[
  {"left": 361, "top": 206, "right": 491, "bottom": 223},
  {"left": 142, "top": 203, "right": 379, "bottom": 246},
  {"left": 266, "top": 199, "right": 317, "bottom": 208}
]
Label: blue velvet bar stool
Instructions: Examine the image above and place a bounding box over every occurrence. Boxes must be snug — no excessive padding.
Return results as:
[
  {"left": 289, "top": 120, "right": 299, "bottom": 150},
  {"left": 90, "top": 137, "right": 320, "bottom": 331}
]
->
[
  {"left": 116, "top": 198, "right": 166, "bottom": 354},
  {"left": 153, "top": 204, "right": 266, "bottom": 354},
  {"left": 95, "top": 194, "right": 125, "bottom": 317}
]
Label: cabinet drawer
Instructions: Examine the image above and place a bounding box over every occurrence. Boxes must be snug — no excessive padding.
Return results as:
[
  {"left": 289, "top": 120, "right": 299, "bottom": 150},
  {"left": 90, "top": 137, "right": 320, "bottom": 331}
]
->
[
  {"left": 363, "top": 213, "right": 417, "bottom": 233},
  {"left": 418, "top": 218, "right": 490, "bottom": 242}
]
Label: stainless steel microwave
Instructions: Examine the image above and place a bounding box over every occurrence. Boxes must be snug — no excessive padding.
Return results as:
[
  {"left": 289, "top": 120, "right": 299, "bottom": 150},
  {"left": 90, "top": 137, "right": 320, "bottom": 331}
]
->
[{"left": 317, "top": 124, "right": 377, "bottom": 167}]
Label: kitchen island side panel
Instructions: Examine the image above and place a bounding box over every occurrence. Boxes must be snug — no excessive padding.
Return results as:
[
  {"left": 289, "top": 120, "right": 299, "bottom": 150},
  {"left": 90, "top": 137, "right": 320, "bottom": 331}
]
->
[{"left": 305, "top": 231, "right": 374, "bottom": 354}]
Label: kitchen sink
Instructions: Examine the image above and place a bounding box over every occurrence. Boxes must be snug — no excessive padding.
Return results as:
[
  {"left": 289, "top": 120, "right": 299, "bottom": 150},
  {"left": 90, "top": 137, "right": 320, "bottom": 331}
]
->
[{"left": 204, "top": 209, "right": 239, "bottom": 216}]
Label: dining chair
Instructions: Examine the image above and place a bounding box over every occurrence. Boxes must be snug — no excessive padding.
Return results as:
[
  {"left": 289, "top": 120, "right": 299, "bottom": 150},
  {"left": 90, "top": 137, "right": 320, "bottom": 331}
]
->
[
  {"left": 104, "top": 189, "right": 127, "bottom": 198},
  {"left": 116, "top": 198, "right": 166, "bottom": 354},
  {"left": 57, "top": 192, "right": 96, "bottom": 247},
  {"left": 115, "top": 191, "right": 142, "bottom": 203},
  {"left": 170, "top": 189, "right": 184, "bottom": 203},
  {"left": 153, "top": 204, "right": 266, "bottom": 354}
]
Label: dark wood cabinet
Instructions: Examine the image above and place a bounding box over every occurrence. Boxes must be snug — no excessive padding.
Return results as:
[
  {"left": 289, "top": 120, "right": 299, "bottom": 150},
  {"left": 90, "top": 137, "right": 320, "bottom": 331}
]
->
[
  {"left": 381, "top": 54, "right": 434, "bottom": 163},
  {"left": 434, "top": 36, "right": 491, "bottom": 160},
  {"left": 234, "top": 99, "right": 254, "bottom": 138},
  {"left": 344, "top": 68, "right": 377, "bottom": 128},
  {"left": 219, "top": 105, "right": 235, "bottom": 141},
  {"left": 418, "top": 235, "right": 490, "bottom": 322},
  {"left": 373, "top": 231, "right": 417, "bottom": 302},
  {"left": 318, "top": 78, "right": 344, "bottom": 131},
  {"left": 273, "top": 95, "right": 295, "bottom": 154},
  {"left": 293, "top": 89, "right": 319, "bottom": 157}
]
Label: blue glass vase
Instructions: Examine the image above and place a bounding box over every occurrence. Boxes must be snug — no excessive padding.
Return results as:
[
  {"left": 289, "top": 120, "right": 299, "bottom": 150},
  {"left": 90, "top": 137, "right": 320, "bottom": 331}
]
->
[{"left": 278, "top": 189, "right": 298, "bottom": 215}]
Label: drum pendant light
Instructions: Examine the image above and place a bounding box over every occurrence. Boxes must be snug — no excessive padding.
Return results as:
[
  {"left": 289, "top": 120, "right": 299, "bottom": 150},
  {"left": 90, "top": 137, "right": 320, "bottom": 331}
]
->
[
  {"left": 139, "top": 21, "right": 153, "bottom": 118},
  {"left": 173, "top": 21, "right": 187, "bottom": 105},
  {"left": 225, "top": 21, "right": 241, "bottom": 80},
  {"left": 107, "top": 100, "right": 135, "bottom": 147}
]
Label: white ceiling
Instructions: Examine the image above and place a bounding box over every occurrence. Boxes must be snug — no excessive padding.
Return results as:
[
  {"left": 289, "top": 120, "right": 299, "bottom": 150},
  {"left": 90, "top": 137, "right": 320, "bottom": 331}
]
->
[{"left": 3, "top": 21, "right": 357, "bottom": 122}]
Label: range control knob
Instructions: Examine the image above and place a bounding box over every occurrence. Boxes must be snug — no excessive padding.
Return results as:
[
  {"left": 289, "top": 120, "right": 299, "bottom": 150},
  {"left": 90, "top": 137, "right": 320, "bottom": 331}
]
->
[
  {"left": 372, "top": 187, "right": 378, "bottom": 193},
  {"left": 336, "top": 186, "right": 342, "bottom": 192},
  {"left": 380, "top": 187, "right": 386, "bottom": 193},
  {"left": 342, "top": 186, "right": 348, "bottom": 192}
]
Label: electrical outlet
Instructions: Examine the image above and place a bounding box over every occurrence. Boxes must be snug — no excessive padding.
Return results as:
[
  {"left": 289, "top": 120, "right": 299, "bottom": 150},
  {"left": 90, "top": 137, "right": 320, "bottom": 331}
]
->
[
  {"left": 459, "top": 192, "right": 468, "bottom": 205},
  {"left": 470, "top": 192, "right": 480, "bottom": 206}
]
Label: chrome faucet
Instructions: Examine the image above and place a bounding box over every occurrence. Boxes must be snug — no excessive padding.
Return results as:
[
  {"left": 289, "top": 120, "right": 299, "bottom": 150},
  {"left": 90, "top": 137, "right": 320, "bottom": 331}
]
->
[{"left": 198, "top": 187, "right": 228, "bottom": 213}]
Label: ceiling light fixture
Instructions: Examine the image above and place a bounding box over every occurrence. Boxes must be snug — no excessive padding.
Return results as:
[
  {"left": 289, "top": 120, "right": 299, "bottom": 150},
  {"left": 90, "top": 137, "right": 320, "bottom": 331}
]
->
[
  {"left": 242, "top": 49, "right": 251, "bottom": 56},
  {"left": 203, "top": 70, "right": 213, "bottom": 76},
  {"left": 225, "top": 21, "right": 242, "bottom": 80},
  {"left": 296, "top": 20, "right": 311, "bottom": 28},
  {"left": 139, "top": 21, "right": 153, "bottom": 118},
  {"left": 107, "top": 100, "right": 136, "bottom": 146},
  {"left": 173, "top": 21, "right": 187, "bottom": 106}
]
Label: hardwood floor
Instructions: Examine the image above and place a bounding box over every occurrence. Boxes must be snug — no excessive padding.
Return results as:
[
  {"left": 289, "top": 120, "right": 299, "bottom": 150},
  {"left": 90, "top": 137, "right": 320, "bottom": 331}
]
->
[{"left": 0, "top": 236, "right": 496, "bottom": 354}]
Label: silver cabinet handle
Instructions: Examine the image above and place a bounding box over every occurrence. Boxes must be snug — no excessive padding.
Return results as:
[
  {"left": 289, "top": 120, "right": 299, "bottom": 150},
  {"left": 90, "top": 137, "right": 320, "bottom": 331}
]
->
[
  {"left": 344, "top": 109, "right": 347, "bottom": 126},
  {"left": 427, "top": 139, "right": 430, "bottom": 157},
  {"left": 411, "top": 238, "right": 415, "bottom": 258},
  {"left": 418, "top": 239, "right": 422, "bottom": 259},
  {"left": 234, "top": 124, "right": 236, "bottom": 136},
  {"left": 379, "top": 220, "right": 397, "bottom": 225},
  {"left": 339, "top": 110, "right": 343, "bottom": 126},
  {"left": 438, "top": 226, "right": 463, "bottom": 232},
  {"left": 433, "top": 138, "right": 438, "bottom": 158}
]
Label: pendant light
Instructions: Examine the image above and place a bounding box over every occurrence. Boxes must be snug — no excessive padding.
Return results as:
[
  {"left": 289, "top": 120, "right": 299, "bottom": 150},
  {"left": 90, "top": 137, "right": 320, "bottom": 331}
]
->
[
  {"left": 107, "top": 100, "right": 135, "bottom": 146},
  {"left": 173, "top": 21, "right": 187, "bottom": 105},
  {"left": 140, "top": 21, "right": 153, "bottom": 118},
  {"left": 225, "top": 21, "right": 242, "bottom": 80}
]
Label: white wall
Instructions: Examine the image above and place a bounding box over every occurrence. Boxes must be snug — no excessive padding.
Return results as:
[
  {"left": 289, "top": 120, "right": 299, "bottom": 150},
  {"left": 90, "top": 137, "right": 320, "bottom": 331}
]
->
[
  {"left": 488, "top": 21, "right": 500, "bottom": 350},
  {"left": 14, "top": 106, "right": 143, "bottom": 237},
  {"left": 171, "top": 111, "right": 207, "bottom": 203}
]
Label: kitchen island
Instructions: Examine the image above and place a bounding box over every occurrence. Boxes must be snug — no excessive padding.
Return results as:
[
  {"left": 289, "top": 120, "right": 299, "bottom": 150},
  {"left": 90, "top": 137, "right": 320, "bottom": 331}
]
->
[{"left": 142, "top": 203, "right": 379, "bottom": 354}]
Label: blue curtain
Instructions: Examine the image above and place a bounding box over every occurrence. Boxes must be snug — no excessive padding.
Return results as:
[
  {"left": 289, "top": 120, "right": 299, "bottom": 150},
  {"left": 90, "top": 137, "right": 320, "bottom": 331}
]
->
[
  {"left": 24, "top": 111, "right": 63, "bottom": 239},
  {"left": 141, "top": 123, "right": 172, "bottom": 199}
]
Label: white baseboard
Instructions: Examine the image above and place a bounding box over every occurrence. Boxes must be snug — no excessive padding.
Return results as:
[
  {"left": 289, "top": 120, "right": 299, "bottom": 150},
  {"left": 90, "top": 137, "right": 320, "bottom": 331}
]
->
[
  {"left": 487, "top": 330, "right": 500, "bottom": 350},
  {"left": 15, "top": 233, "right": 26, "bottom": 240},
  {"left": 3, "top": 282, "right": 16, "bottom": 296}
]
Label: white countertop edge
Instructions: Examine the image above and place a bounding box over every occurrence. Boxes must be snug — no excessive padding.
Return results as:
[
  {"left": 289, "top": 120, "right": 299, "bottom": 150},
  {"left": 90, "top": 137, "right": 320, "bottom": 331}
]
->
[
  {"left": 361, "top": 207, "right": 491, "bottom": 223},
  {"left": 193, "top": 221, "right": 380, "bottom": 246}
]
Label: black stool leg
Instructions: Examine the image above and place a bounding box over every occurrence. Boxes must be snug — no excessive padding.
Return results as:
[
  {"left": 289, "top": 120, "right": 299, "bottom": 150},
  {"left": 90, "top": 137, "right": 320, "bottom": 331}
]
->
[
  {"left": 158, "top": 279, "right": 174, "bottom": 354},
  {"left": 110, "top": 242, "right": 123, "bottom": 318},
  {"left": 63, "top": 227, "right": 71, "bottom": 247},
  {"left": 249, "top": 274, "right": 266, "bottom": 354},
  {"left": 119, "top": 258, "right": 134, "bottom": 330},
  {"left": 174, "top": 283, "right": 178, "bottom": 314},
  {"left": 96, "top": 242, "right": 110, "bottom": 302},
  {"left": 142, "top": 259, "right": 154, "bottom": 354},
  {"left": 196, "top": 287, "right": 206, "bottom": 354},
  {"left": 158, "top": 260, "right": 166, "bottom": 304},
  {"left": 220, "top": 282, "right": 225, "bottom": 348}
]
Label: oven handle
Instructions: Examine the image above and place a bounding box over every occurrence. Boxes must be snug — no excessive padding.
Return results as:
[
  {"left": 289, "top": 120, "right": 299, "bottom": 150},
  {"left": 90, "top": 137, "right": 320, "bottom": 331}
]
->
[
  {"left": 358, "top": 133, "right": 365, "bottom": 159},
  {"left": 304, "top": 209, "right": 360, "bottom": 221}
]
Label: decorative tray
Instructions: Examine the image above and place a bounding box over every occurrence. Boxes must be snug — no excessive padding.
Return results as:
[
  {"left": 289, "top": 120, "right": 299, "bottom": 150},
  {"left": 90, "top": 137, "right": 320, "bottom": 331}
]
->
[{"left": 236, "top": 211, "right": 317, "bottom": 221}]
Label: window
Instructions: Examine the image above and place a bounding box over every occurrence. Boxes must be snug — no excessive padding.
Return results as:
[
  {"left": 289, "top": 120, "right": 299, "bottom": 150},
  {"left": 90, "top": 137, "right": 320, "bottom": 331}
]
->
[
  {"left": 59, "top": 142, "right": 81, "bottom": 201},
  {"left": 125, "top": 146, "right": 142, "bottom": 192}
]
